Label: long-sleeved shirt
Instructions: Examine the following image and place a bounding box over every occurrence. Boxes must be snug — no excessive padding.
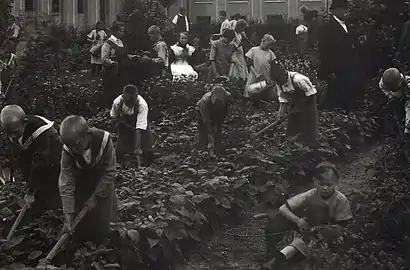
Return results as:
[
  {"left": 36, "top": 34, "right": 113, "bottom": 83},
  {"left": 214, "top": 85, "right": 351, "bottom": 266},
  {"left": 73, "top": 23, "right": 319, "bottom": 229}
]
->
[
  {"left": 59, "top": 129, "right": 116, "bottom": 214},
  {"left": 110, "top": 94, "right": 149, "bottom": 130},
  {"left": 196, "top": 90, "right": 231, "bottom": 126},
  {"left": 276, "top": 71, "right": 317, "bottom": 103},
  {"left": 153, "top": 40, "right": 169, "bottom": 68},
  {"left": 101, "top": 35, "right": 124, "bottom": 65},
  {"left": 379, "top": 74, "right": 410, "bottom": 133}
]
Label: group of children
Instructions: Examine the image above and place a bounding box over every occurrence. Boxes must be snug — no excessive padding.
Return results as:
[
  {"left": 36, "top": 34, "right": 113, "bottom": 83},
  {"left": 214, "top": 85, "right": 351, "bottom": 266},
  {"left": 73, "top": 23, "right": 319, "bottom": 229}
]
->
[{"left": 3, "top": 14, "right": 410, "bottom": 269}]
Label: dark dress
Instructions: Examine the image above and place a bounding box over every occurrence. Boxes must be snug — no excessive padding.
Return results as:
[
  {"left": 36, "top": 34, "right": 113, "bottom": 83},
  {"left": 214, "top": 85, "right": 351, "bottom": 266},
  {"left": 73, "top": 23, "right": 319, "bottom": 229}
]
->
[{"left": 102, "top": 39, "right": 128, "bottom": 106}]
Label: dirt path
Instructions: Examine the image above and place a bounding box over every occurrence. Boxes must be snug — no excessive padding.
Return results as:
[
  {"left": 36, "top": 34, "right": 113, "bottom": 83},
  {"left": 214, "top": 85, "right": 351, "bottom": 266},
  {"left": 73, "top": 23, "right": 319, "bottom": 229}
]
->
[{"left": 182, "top": 142, "right": 384, "bottom": 270}]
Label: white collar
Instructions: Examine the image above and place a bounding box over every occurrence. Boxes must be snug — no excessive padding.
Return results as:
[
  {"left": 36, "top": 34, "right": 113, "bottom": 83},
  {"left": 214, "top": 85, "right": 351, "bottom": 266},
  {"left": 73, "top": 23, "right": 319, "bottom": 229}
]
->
[{"left": 333, "top": 15, "right": 345, "bottom": 25}]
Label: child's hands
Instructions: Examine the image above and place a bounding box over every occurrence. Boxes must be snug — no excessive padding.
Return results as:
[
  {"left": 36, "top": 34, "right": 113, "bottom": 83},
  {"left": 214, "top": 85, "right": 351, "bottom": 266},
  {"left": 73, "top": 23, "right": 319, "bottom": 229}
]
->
[{"left": 296, "top": 218, "right": 309, "bottom": 231}]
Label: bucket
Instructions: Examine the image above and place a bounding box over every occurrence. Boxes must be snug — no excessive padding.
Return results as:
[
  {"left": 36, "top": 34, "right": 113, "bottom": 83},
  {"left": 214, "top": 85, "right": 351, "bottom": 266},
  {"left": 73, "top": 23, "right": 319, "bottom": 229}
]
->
[{"left": 248, "top": 80, "right": 268, "bottom": 94}]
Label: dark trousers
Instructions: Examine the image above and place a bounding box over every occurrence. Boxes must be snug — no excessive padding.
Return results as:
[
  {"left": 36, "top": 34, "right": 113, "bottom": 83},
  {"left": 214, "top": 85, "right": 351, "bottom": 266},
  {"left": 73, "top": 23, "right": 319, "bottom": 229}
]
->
[
  {"left": 265, "top": 213, "right": 298, "bottom": 257},
  {"left": 73, "top": 171, "right": 117, "bottom": 244},
  {"left": 324, "top": 73, "right": 363, "bottom": 112},
  {"left": 116, "top": 125, "right": 154, "bottom": 162},
  {"left": 197, "top": 110, "right": 222, "bottom": 151},
  {"left": 91, "top": 64, "right": 102, "bottom": 75}
]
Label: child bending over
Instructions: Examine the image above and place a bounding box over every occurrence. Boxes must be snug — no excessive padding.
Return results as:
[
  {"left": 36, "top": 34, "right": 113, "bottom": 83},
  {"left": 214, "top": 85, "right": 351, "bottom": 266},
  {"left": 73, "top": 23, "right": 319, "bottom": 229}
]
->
[
  {"left": 263, "top": 162, "right": 352, "bottom": 269},
  {"left": 379, "top": 68, "right": 410, "bottom": 138}
]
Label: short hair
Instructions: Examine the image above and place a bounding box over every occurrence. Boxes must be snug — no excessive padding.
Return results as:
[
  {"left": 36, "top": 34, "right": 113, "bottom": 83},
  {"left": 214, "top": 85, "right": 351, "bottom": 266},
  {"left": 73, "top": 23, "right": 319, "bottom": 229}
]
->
[
  {"left": 123, "top": 84, "right": 138, "bottom": 95},
  {"left": 180, "top": 7, "right": 186, "bottom": 12},
  {"left": 262, "top": 34, "right": 276, "bottom": 43},
  {"left": 222, "top": 28, "right": 235, "bottom": 40},
  {"left": 192, "top": 37, "right": 200, "bottom": 44},
  {"left": 178, "top": 32, "right": 189, "bottom": 39},
  {"left": 0, "top": 105, "right": 26, "bottom": 125},
  {"left": 219, "top": 11, "right": 227, "bottom": 17},
  {"left": 111, "top": 21, "right": 124, "bottom": 33},
  {"left": 382, "top": 68, "right": 401, "bottom": 89},
  {"left": 148, "top": 25, "right": 160, "bottom": 35},
  {"left": 313, "top": 162, "right": 340, "bottom": 181},
  {"left": 60, "top": 115, "right": 89, "bottom": 139},
  {"left": 270, "top": 61, "right": 287, "bottom": 78},
  {"left": 96, "top": 20, "right": 104, "bottom": 27},
  {"left": 235, "top": 19, "right": 248, "bottom": 30}
]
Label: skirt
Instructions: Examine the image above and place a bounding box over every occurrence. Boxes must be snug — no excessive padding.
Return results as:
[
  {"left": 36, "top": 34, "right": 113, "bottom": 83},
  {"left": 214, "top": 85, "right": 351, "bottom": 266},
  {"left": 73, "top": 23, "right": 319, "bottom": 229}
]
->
[{"left": 171, "top": 62, "right": 198, "bottom": 82}]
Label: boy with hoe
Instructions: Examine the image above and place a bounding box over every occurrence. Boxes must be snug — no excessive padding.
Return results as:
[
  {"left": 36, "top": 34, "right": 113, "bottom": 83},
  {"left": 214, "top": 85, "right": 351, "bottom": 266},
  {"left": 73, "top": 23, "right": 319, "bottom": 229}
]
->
[
  {"left": 196, "top": 86, "right": 231, "bottom": 156},
  {"left": 110, "top": 84, "right": 154, "bottom": 168},
  {"left": 262, "top": 162, "right": 353, "bottom": 269},
  {"left": 59, "top": 115, "right": 117, "bottom": 244},
  {"left": 0, "top": 105, "right": 62, "bottom": 214}
]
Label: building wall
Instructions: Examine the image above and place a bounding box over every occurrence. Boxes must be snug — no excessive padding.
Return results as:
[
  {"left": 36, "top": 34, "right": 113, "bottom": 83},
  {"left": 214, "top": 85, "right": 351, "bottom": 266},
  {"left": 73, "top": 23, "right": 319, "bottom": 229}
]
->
[
  {"left": 169, "top": 0, "right": 331, "bottom": 24},
  {"left": 11, "top": 0, "right": 124, "bottom": 32}
]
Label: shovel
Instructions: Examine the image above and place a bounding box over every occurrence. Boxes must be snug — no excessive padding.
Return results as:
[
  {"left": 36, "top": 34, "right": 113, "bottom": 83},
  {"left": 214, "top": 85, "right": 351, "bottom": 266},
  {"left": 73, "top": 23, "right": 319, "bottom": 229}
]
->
[{"left": 38, "top": 205, "right": 89, "bottom": 266}]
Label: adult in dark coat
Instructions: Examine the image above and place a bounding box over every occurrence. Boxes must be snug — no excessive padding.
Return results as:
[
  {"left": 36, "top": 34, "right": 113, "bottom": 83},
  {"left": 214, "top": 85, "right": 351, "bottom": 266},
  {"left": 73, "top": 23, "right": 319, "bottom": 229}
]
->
[{"left": 318, "top": 0, "right": 364, "bottom": 112}]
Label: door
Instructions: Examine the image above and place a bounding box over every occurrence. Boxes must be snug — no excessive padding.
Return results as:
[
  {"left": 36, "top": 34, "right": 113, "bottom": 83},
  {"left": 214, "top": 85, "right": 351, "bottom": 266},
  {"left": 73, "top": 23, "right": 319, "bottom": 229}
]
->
[{"left": 100, "top": 0, "right": 106, "bottom": 25}]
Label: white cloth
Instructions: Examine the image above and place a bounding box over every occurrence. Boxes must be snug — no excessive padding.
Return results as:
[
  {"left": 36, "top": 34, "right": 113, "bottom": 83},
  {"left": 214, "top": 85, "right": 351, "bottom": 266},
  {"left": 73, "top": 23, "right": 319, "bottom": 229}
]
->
[
  {"left": 220, "top": 19, "right": 231, "bottom": 34},
  {"left": 170, "top": 44, "right": 198, "bottom": 81},
  {"left": 229, "top": 20, "right": 237, "bottom": 30},
  {"left": 172, "top": 14, "right": 190, "bottom": 32},
  {"left": 87, "top": 29, "right": 107, "bottom": 64},
  {"left": 333, "top": 15, "right": 348, "bottom": 33},
  {"left": 101, "top": 35, "right": 124, "bottom": 65},
  {"left": 277, "top": 72, "right": 317, "bottom": 103},
  {"left": 296, "top": 25, "right": 308, "bottom": 35},
  {"left": 10, "top": 23, "right": 20, "bottom": 38},
  {"left": 82, "top": 148, "right": 92, "bottom": 164},
  {"left": 110, "top": 95, "right": 149, "bottom": 130}
]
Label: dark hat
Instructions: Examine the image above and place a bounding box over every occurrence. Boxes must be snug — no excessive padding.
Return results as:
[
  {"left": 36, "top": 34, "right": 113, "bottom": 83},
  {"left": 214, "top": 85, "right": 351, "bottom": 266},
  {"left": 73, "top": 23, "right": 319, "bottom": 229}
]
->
[{"left": 331, "top": 0, "right": 349, "bottom": 9}]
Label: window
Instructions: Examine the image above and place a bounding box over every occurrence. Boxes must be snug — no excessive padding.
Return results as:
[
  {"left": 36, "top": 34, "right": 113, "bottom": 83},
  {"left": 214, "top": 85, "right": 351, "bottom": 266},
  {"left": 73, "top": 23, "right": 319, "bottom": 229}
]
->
[
  {"left": 266, "top": 14, "right": 284, "bottom": 24},
  {"left": 197, "top": 16, "right": 211, "bottom": 24},
  {"left": 51, "top": 0, "right": 60, "bottom": 13},
  {"left": 25, "top": 0, "right": 34, "bottom": 11},
  {"left": 77, "top": 0, "right": 84, "bottom": 14}
]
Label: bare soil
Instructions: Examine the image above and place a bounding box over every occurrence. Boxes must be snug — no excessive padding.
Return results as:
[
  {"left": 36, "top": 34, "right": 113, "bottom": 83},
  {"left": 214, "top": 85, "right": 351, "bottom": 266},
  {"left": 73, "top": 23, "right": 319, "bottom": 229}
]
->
[{"left": 182, "top": 143, "right": 384, "bottom": 270}]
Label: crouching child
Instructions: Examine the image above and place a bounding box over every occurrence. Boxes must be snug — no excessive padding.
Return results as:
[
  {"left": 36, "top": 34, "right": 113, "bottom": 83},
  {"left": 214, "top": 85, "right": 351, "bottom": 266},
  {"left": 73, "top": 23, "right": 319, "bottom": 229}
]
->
[
  {"left": 379, "top": 68, "right": 410, "bottom": 140},
  {"left": 196, "top": 86, "right": 231, "bottom": 156},
  {"left": 59, "top": 115, "right": 118, "bottom": 244},
  {"left": 110, "top": 84, "right": 154, "bottom": 168},
  {"left": 263, "top": 162, "right": 352, "bottom": 269}
]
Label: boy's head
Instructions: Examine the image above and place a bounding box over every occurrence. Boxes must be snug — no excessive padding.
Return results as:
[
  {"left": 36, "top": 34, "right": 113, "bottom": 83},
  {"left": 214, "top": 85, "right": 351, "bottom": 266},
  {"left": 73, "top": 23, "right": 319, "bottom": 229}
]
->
[
  {"left": 235, "top": 19, "right": 248, "bottom": 33},
  {"left": 222, "top": 28, "right": 235, "bottom": 43},
  {"left": 218, "top": 11, "right": 227, "bottom": 22},
  {"left": 382, "top": 68, "right": 402, "bottom": 92},
  {"left": 312, "top": 162, "right": 339, "bottom": 198},
  {"left": 210, "top": 86, "right": 228, "bottom": 110},
  {"left": 96, "top": 20, "right": 104, "bottom": 30},
  {"left": 178, "top": 32, "right": 189, "bottom": 45},
  {"left": 0, "top": 105, "right": 26, "bottom": 141},
  {"left": 60, "top": 115, "right": 90, "bottom": 155},
  {"left": 270, "top": 62, "right": 288, "bottom": 85},
  {"left": 180, "top": 7, "right": 186, "bottom": 15},
  {"left": 111, "top": 21, "right": 125, "bottom": 38},
  {"left": 122, "top": 84, "right": 138, "bottom": 107}
]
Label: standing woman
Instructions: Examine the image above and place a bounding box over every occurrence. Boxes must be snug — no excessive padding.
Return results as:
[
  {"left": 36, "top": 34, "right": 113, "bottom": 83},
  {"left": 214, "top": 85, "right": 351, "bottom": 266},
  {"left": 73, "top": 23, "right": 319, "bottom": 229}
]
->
[
  {"left": 169, "top": 32, "right": 198, "bottom": 81},
  {"left": 244, "top": 34, "right": 277, "bottom": 100},
  {"left": 229, "top": 19, "right": 249, "bottom": 81},
  {"left": 101, "top": 21, "right": 135, "bottom": 106},
  {"left": 271, "top": 62, "right": 318, "bottom": 145},
  {"left": 87, "top": 21, "right": 107, "bottom": 75}
]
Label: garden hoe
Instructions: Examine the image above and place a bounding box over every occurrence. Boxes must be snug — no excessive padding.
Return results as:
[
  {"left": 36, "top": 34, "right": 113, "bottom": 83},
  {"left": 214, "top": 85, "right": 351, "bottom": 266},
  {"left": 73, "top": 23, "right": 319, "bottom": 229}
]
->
[{"left": 37, "top": 205, "right": 89, "bottom": 268}]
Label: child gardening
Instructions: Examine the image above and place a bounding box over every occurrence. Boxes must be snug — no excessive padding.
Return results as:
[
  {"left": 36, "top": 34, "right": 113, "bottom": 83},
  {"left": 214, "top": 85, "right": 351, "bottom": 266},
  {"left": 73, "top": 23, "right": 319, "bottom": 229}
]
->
[
  {"left": 262, "top": 162, "right": 353, "bottom": 269},
  {"left": 379, "top": 68, "right": 410, "bottom": 138}
]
